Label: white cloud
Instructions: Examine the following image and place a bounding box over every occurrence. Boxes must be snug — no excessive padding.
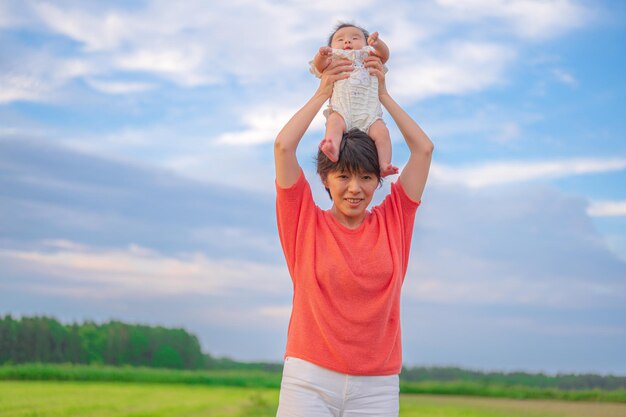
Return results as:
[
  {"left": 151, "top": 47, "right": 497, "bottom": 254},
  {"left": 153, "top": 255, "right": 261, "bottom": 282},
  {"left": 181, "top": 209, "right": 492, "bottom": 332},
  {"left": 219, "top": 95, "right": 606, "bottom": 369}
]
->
[
  {"left": 86, "top": 79, "right": 155, "bottom": 94},
  {"left": 0, "top": 51, "right": 104, "bottom": 103},
  {"left": 435, "top": 0, "right": 588, "bottom": 39},
  {"left": 54, "top": 120, "right": 279, "bottom": 191},
  {"left": 33, "top": 3, "right": 132, "bottom": 51},
  {"left": 0, "top": 72, "right": 50, "bottom": 103},
  {"left": 0, "top": 241, "right": 289, "bottom": 298},
  {"left": 431, "top": 158, "right": 626, "bottom": 188},
  {"left": 56, "top": 58, "right": 98, "bottom": 79},
  {"left": 378, "top": 17, "right": 431, "bottom": 54},
  {"left": 424, "top": 107, "right": 543, "bottom": 148},
  {"left": 552, "top": 68, "right": 578, "bottom": 86},
  {"left": 390, "top": 41, "right": 516, "bottom": 101},
  {"left": 26, "top": 1, "right": 312, "bottom": 88},
  {"left": 0, "top": 0, "right": 596, "bottom": 106},
  {"left": 114, "top": 46, "right": 216, "bottom": 87},
  {"left": 215, "top": 106, "right": 304, "bottom": 145},
  {"left": 587, "top": 200, "right": 626, "bottom": 217}
]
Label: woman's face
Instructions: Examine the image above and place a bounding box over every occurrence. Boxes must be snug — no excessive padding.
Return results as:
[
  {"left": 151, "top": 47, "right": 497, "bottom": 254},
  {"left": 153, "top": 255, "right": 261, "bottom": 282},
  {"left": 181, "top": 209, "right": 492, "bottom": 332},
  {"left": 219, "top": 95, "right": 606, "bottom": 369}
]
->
[{"left": 323, "top": 169, "right": 378, "bottom": 229}]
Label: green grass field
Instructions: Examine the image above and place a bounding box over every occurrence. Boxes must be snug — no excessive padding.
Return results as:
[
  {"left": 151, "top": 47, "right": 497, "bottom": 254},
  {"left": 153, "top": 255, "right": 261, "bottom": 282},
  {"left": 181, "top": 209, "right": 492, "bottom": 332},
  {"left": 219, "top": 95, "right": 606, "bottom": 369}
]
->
[
  {"left": 3, "top": 363, "right": 625, "bottom": 403},
  {"left": 2, "top": 381, "right": 626, "bottom": 417}
]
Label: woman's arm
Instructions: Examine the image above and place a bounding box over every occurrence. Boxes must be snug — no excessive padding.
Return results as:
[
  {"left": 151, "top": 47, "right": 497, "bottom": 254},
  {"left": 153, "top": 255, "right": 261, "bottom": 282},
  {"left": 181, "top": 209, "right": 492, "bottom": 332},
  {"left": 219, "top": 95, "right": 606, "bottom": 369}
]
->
[
  {"left": 366, "top": 57, "right": 434, "bottom": 202},
  {"left": 274, "top": 59, "right": 352, "bottom": 188}
]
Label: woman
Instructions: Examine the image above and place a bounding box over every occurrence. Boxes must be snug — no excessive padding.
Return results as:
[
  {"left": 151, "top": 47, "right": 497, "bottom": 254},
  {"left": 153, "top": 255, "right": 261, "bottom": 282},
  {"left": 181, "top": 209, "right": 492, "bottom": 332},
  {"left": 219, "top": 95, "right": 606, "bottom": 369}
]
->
[{"left": 274, "top": 56, "right": 433, "bottom": 416}]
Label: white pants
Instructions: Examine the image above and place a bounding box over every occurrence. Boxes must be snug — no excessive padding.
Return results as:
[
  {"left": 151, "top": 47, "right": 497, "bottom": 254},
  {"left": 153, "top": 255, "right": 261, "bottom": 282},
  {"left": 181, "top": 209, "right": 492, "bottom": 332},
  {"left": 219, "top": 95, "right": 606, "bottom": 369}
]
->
[{"left": 276, "top": 357, "right": 399, "bottom": 417}]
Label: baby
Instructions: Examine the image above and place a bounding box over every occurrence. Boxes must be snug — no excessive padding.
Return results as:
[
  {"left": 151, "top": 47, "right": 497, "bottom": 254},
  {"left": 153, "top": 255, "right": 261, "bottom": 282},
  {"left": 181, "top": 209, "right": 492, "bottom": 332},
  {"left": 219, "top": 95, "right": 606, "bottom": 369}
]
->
[{"left": 311, "top": 23, "right": 398, "bottom": 177}]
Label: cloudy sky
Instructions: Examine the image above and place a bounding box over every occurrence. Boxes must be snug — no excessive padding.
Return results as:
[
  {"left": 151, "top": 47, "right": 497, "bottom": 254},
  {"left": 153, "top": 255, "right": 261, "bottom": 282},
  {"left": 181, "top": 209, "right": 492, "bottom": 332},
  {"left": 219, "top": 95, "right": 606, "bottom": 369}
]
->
[{"left": 1, "top": 0, "right": 625, "bottom": 375}]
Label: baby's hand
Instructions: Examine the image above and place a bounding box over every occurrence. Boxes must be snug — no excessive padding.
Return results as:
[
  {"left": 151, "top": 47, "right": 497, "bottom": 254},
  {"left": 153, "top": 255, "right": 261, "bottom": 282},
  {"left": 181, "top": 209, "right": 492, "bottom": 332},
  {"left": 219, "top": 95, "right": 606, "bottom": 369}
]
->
[
  {"left": 319, "top": 46, "right": 332, "bottom": 58},
  {"left": 367, "top": 32, "right": 389, "bottom": 64},
  {"left": 313, "top": 46, "right": 334, "bottom": 74},
  {"left": 368, "top": 32, "right": 380, "bottom": 47}
]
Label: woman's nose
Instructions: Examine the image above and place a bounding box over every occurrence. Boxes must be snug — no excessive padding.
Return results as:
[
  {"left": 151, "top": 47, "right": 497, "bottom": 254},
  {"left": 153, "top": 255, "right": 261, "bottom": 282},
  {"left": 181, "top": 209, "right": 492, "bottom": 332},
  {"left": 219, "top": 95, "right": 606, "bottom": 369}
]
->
[{"left": 347, "top": 178, "right": 360, "bottom": 192}]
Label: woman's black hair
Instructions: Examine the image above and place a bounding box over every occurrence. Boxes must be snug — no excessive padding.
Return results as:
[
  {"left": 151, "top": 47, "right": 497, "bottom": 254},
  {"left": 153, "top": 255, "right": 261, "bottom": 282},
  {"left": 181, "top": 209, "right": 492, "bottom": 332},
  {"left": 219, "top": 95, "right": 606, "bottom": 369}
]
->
[
  {"left": 316, "top": 128, "right": 382, "bottom": 199},
  {"left": 327, "top": 22, "right": 370, "bottom": 47}
]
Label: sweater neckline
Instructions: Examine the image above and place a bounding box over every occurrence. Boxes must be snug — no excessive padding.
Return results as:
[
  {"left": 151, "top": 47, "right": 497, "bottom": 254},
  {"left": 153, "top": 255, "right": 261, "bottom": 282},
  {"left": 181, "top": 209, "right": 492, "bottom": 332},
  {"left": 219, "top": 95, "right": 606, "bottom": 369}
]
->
[{"left": 324, "top": 209, "right": 371, "bottom": 234}]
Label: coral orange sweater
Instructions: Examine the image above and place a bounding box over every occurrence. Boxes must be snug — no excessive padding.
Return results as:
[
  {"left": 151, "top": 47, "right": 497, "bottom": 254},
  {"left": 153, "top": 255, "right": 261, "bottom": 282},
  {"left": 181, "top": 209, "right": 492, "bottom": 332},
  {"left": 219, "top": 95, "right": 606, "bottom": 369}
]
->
[{"left": 276, "top": 171, "right": 419, "bottom": 375}]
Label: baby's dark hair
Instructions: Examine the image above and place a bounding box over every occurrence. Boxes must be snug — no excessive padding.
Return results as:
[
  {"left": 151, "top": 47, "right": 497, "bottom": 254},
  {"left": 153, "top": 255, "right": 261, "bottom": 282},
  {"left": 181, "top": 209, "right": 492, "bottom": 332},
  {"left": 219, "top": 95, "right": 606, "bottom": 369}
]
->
[
  {"left": 327, "top": 22, "right": 370, "bottom": 47},
  {"left": 317, "top": 128, "right": 382, "bottom": 199}
]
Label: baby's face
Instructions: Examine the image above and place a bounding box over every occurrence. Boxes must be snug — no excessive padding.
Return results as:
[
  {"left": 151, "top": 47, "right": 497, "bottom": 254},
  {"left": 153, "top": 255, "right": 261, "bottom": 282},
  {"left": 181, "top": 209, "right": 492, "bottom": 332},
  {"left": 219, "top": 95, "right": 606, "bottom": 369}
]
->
[{"left": 331, "top": 26, "right": 367, "bottom": 50}]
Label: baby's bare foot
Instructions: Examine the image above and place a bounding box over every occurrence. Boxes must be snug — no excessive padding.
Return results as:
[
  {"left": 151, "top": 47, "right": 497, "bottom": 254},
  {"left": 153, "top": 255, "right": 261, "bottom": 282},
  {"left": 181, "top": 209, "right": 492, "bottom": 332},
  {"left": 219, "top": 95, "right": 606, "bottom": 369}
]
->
[
  {"left": 380, "top": 163, "right": 399, "bottom": 177},
  {"left": 320, "top": 138, "right": 339, "bottom": 163}
]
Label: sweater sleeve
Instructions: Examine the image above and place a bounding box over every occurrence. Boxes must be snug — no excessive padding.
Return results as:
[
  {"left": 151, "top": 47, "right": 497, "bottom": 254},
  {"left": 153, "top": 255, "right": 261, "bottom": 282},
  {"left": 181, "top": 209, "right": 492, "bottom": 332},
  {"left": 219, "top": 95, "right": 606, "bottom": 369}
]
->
[{"left": 275, "top": 170, "right": 314, "bottom": 281}]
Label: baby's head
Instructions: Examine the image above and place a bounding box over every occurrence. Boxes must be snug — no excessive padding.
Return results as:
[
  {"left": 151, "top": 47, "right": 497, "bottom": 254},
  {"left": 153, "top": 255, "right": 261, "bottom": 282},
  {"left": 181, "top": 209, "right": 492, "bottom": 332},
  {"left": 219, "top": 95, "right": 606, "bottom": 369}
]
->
[{"left": 327, "top": 22, "right": 370, "bottom": 51}]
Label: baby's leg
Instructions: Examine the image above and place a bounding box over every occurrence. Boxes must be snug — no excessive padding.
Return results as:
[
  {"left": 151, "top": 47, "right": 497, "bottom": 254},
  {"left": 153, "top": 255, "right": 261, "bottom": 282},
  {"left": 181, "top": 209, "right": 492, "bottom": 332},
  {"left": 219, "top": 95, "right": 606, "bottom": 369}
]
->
[
  {"left": 368, "top": 120, "right": 399, "bottom": 177},
  {"left": 320, "top": 112, "right": 346, "bottom": 163}
]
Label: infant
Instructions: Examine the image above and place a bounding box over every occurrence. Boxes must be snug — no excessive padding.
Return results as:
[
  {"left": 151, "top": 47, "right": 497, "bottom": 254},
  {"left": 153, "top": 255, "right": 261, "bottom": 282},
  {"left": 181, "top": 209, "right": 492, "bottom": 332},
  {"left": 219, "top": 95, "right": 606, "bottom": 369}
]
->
[{"left": 311, "top": 23, "right": 398, "bottom": 177}]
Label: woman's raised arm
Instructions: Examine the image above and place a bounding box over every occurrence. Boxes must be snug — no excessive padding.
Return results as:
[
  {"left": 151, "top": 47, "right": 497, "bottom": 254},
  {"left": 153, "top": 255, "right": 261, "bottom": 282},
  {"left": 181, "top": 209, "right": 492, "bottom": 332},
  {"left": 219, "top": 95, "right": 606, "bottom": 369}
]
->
[
  {"left": 366, "top": 57, "right": 434, "bottom": 202},
  {"left": 274, "top": 60, "right": 352, "bottom": 188}
]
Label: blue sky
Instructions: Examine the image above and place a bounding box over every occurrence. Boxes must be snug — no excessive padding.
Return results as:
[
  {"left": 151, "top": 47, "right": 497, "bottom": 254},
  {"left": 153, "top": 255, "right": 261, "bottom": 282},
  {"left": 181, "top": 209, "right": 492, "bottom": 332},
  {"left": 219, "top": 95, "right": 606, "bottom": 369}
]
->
[{"left": 1, "top": 0, "right": 625, "bottom": 375}]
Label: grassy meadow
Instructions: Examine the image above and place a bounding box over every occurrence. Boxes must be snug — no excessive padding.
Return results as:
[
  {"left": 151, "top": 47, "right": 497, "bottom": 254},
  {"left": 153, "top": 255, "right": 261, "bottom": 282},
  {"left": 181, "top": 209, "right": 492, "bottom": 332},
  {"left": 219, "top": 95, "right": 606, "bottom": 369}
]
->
[
  {"left": 3, "top": 381, "right": 626, "bottom": 417},
  {"left": 0, "top": 381, "right": 276, "bottom": 417},
  {"left": 2, "top": 363, "right": 625, "bottom": 403},
  {"left": 2, "top": 364, "right": 626, "bottom": 416}
]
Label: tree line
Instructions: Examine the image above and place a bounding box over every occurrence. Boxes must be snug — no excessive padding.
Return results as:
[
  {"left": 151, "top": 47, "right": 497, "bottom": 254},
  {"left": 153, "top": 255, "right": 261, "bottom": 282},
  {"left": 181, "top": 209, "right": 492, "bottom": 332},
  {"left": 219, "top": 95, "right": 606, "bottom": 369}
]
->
[
  {"left": 400, "top": 365, "right": 626, "bottom": 391},
  {"left": 0, "top": 315, "right": 206, "bottom": 369}
]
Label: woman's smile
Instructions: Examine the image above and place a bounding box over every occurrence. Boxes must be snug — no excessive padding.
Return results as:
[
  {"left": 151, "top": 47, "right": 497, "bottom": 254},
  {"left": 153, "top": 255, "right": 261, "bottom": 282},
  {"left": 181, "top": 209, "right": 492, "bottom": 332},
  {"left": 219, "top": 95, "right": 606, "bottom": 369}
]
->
[{"left": 346, "top": 197, "right": 363, "bottom": 203}]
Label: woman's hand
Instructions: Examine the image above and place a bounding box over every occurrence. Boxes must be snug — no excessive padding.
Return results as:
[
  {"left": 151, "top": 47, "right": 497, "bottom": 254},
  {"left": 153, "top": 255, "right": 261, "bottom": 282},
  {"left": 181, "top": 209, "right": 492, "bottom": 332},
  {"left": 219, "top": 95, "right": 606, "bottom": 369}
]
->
[
  {"left": 316, "top": 58, "right": 352, "bottom": 99},
  {"left": 364, "top": 54, "right": 388, "bottom": 98}
]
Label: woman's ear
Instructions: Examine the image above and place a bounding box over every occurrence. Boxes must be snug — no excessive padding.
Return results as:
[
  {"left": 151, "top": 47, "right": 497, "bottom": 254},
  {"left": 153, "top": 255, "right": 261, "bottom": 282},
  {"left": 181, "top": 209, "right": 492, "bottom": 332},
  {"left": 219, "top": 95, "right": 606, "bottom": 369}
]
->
[
  {"left": 321, "top": 176, "right": 333, "bottom": 200},
  {"left": 320, "top": 174, "right": 329, "bottom": 189}
]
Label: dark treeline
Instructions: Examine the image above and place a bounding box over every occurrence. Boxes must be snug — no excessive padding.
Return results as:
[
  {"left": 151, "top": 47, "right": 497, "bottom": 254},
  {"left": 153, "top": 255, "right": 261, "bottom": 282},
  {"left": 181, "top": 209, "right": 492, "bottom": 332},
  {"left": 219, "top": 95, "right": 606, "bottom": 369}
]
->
[
  {"left": 0, "top": 315, "right": 205, "bottom": 369},
  {"left": 400, "top": 366, "right": 626, "bottom": 391}
]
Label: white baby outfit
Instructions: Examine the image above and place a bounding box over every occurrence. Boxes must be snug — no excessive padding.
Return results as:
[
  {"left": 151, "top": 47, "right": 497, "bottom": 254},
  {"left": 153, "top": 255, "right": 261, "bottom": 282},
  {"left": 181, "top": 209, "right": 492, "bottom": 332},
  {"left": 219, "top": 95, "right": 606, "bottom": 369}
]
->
[{"left": 310, "top": 46, "right": 384, "bottom": 132}]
